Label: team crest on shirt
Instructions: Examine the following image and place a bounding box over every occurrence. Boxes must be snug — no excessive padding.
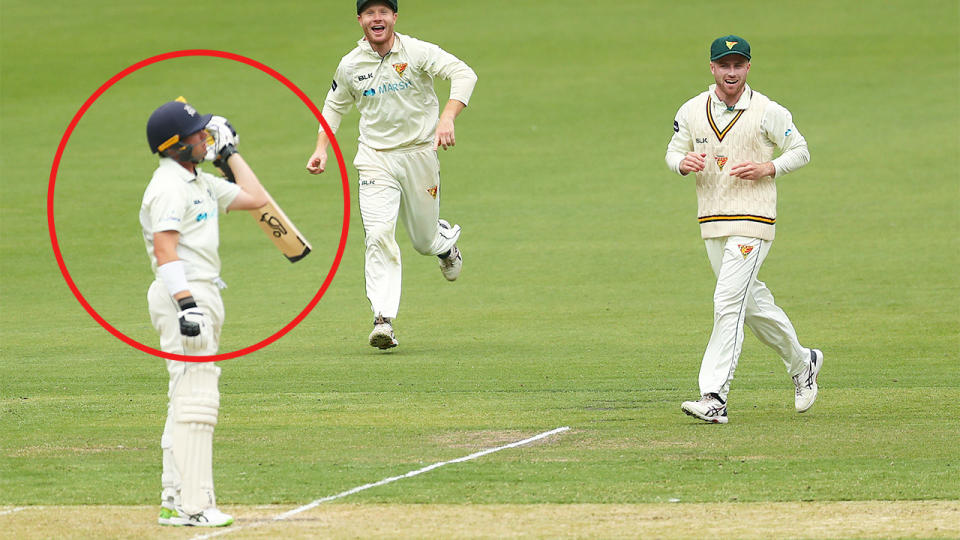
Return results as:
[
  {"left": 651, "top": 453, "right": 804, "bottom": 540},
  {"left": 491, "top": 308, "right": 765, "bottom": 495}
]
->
[
  {"left": 426, "top": 185, "right": 438, "bottom": 199},
  {"left": 738, "top": 244, "right": 754, "bottom": 258},
  {"left": 715, "top": 155, "right": 729, "bottom": 170},
  {"left": 393, "top": 63, "right": 408, "bottom": 77}
]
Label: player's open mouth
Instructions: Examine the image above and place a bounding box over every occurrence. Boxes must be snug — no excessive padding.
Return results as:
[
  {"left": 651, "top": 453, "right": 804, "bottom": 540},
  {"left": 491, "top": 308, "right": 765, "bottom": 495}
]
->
[{"left": 372, "top": 25, "right": 385, "bottom": 32}]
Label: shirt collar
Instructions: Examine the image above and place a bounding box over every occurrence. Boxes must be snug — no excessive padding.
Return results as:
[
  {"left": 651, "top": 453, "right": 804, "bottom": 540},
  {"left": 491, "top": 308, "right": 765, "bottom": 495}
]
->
[
  {"left": 358, "top": 31, "right": 404, "bottom": 58},
  {"left": 709, "top": 83, "right": 753, "bottom": 111},
  {"left": 158, "top": 156, "right": 198, "bottom": 182}
]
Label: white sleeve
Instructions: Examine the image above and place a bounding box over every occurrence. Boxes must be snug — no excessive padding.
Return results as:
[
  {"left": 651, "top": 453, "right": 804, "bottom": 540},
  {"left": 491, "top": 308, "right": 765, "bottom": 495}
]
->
[
  {"left": 420, "top": 42, "right": 477, "bottom": 106},
  {"left": 320, "top": 63, "right": 355, "bottom": 133},
  {"left": 763, "top": 101, "right": 810, "bottom": 178},
  {"left": 665, "top": 101, "right": 693, "bottom": 175},
  {"left": 206, "top": 174, "right": 242, "bottom": 214},
  {"left": 146, "top": 184, "right": 186, "bottom": 233}
]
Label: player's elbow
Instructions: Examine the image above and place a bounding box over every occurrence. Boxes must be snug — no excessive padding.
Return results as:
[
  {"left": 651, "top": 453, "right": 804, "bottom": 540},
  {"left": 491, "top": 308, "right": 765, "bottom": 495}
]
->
[
  {"left": 229, "top": 190, "right": 268, "bottom": 212},
  {"left": 249, "top": 191, "right": 269, "bottom": 209}
]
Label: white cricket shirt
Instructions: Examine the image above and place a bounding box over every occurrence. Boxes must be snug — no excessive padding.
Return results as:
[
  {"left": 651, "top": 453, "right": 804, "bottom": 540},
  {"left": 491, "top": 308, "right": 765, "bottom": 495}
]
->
[
  {"left": 140, "top": 157, "right": 241, "bottom": 281},
  {"left": 322, "top": 32, "right": 478, "bottom": 150}
]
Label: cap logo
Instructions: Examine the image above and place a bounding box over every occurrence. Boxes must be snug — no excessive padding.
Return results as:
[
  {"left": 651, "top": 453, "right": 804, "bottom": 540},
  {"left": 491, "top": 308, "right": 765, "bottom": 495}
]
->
[
  {"left": 183, "top": 104, "right": 197, "bottom": 116},
  {"left": 738, "top": 244, "right": 754, "bottom": 258},
  {"left": 393, "top": 62, "right": 408, "bottom": 77},
  {"left": 726, "top": 40, "right": 738, "bottom": 50},
  {"left": 715, "top": 155, "right": 728, "bottom": 170},
  {"left": 426, "top": 185, "right": 438, "bottom": 199}
]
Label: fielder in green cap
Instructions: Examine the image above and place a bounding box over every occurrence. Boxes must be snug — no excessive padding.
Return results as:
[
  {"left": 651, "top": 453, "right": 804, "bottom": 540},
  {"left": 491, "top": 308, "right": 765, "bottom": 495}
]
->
[
  {"left": 664, "top": 35, "right": 822, "bottom": 425},
  {"left": 710, "top": 34, "right": 751, "bottom": 61}
]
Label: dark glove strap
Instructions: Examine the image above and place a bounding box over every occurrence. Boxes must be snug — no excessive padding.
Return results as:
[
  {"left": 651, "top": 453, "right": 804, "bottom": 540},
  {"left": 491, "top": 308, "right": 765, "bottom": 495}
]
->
[
  {"left": 177, "top": 296, "right": 198, "bottom": 310},
  {"left": 213, "top": 145, "right": 237, "bottom": 183}
]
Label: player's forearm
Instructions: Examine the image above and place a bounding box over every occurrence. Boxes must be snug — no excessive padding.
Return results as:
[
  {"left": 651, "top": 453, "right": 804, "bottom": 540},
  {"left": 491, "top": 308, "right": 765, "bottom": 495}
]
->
[
  {"left": 771, "top": 142, "right": 810, "bottom": 178},
  {"left": 440, "top": 99, "right": 467, "bottom": 122},
  {"left": 665, "top": 115, "right": 694, "bottom": 175},
  {"left": 314, "top": 129, "right": 331, "bottom": 154},
  {"left": 319, "top": 105, "right": 344, "bottom": 135},
  {"left": 225, "top": 154, "right": 269, "bottom": 209},
  {"left": 665, "top": 150, "right": 687, "bottom": 175},
  {"left": 154, "top": 231, "right": 192, "bottom": 300}
]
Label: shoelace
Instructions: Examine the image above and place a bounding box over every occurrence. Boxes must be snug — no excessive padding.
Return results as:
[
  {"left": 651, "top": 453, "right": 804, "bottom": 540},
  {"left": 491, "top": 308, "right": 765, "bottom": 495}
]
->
[
  {"left": 188, "top": 511, "right": 208, "bottom": 523},
  {"left": 440, "top": 248, "right": 459, "bottom": 265},
  {"left": 793, "top": 365, "right": 815, "bottom": 392}
]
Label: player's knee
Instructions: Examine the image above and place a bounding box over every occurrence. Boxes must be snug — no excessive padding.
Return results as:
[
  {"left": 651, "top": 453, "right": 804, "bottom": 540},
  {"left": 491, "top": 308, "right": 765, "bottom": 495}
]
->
[
  {"left": 172, "top": 364, "right": 220, "bottom": 427},
  {"left": 410, "top": 236, "right": 434, "bottom": 255},
  {"left": 364, "top": 223, "right": 394, "bottom": 249}
]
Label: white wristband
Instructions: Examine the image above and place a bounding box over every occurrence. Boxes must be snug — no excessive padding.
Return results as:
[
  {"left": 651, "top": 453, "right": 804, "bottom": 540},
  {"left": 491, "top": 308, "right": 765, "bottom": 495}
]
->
[{"left": 157, "top": 260, "right": 190, "bottom": 297}]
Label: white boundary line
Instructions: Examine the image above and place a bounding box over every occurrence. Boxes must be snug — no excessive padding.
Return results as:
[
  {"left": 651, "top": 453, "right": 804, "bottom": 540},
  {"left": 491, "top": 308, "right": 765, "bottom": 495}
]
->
[
  {"left": 194, "top": 426, "right": 570, "bottom": 539},
  {"left": 0, "top": 506, "right": 36, "bottom": 517}
]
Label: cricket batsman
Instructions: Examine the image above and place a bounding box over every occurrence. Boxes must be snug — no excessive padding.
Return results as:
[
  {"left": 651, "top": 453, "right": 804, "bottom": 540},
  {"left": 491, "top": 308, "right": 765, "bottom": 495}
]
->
[
  {"left": 141, "top": 100, "right": 268, "bottom": 526},
  {"left": 665, "top": 36, "right": 824, "bottom": 424},
  {"left": 306, "top": 0, "right": 478, "bottom": 350}
]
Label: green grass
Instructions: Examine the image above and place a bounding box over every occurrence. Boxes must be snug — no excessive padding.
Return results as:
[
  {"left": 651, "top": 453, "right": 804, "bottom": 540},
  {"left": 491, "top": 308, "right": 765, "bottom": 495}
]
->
[{"left": 1, "top": 0, "right": 958, "bottom": 514}]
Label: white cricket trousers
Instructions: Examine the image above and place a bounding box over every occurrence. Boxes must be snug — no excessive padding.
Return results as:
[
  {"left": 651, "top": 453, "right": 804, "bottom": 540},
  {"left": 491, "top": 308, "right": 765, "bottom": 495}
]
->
[
  {"left": 355, "top": 142, "right": 460, "bottom": 319},
  {"left": 699, "top": 236, "right": 809, "bottom": 401},
  {"left": 148, "top": 279, "right": 224, "bottom": 507}
]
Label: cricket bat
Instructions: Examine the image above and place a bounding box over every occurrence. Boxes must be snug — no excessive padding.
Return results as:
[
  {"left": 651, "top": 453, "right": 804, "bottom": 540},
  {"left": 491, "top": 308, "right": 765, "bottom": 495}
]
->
[
  {"left": 174, "top": 96, "right": 310, "bottom": 263},
  {"left": 248, "top": 190, "right": 312, "bottom": 263}
]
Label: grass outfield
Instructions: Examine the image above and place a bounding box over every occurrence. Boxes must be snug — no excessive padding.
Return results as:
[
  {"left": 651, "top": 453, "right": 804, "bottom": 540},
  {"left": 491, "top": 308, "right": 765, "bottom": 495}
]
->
[{"left": 1, "top": 0, "right": 958, "bottom": 537}]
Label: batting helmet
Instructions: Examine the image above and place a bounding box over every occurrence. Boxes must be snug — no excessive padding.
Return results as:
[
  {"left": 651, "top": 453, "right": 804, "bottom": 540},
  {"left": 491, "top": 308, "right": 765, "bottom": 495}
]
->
[{"left": 146, "top": 101, "right": 212, "bottom": 161}]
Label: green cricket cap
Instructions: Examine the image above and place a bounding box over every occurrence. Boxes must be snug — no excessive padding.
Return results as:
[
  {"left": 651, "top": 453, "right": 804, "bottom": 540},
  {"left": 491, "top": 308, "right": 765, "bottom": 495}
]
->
[
  {"left": 710, "top": 35, "right": 751, "bottom": 61},
  {"left": 357, "top": 0, "right": 397, "bottom": 14}
]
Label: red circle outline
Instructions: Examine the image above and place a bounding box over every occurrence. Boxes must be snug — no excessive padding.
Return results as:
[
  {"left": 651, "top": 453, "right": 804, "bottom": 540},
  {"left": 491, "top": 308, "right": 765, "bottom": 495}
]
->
[{"left": 47, "top": 49, "right": 350, "bottom": 362}]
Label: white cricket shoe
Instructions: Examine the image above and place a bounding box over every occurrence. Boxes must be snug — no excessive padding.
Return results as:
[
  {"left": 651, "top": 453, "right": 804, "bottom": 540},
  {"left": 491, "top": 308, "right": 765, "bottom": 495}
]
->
[
  {"left": 681, "top": 393, "right": 728, "bottom": 424},
  {"left": 163, "top": 507, "right": 233, "bottom": 527},
  {"left": 369, "top": 315, "right": 398, "bottom": 350},
  {"left": 794, "top": 348, "right": 824, "bottom": 413},
  {"left": 438, "top": 220, "right": 462, "bottom": 281}
]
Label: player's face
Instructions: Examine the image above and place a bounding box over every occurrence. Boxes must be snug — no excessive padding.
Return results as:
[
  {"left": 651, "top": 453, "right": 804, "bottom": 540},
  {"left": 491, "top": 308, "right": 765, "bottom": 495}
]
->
[
  {"left": 358, "top": 3, "right": 397, "bottom": 47},
  {"left": 710, "top": 55, "right": 750, "bottom": 102},
  {"left": 184, "top": 129, "right": 208, "bottom": 162}
]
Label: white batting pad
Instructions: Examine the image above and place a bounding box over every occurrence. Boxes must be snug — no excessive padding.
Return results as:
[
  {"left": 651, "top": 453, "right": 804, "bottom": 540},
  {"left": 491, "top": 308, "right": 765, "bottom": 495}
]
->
[{"left": 171, "top": 363, "right": 220, "bottom": 515}]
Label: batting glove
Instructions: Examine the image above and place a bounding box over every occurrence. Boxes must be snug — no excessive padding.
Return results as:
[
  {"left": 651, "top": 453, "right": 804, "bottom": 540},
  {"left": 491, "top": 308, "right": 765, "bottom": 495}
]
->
[
  {"left": 204, "top": 116, "right": 239, "bottom": 181},
  {"left": 177, "top": 296, "right": 209, "bottom": 353},
  {"left": 204, "top": 115, "right": 239, "bottom": 162}
]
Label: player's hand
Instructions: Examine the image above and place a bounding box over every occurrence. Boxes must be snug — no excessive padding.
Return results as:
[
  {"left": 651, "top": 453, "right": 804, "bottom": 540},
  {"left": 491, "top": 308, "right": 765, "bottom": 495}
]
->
[
  {"left": 205, "top": 116, "right": 239, "bottom": 162},
  {"left": 177, "top": 297, "right": 209, "bottom": 353},
  {"left": 679, "top": 152, "right": 706, "bottom": 175},
  {"left": 434, "top": 117, "right": 456, "bottom": 151},
  {"left": 729, "top": 161, "right": 775, "bottom": 180},
  {"left": 306, "top": 149, "right": 327, "bottom": 174}
]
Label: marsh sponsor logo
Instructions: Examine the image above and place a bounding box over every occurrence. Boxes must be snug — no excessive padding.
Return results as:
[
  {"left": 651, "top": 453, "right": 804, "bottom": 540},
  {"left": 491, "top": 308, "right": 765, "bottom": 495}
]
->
[{"left": 361, "top": 80, "right": 414, "bottom": 98}]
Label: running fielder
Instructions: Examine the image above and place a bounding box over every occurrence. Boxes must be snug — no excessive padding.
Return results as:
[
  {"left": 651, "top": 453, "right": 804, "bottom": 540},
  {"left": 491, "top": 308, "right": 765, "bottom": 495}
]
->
[
  {"left": 665, "top": 35, "right": 824, "bottom": 424},
  {"left": 306, "top": 0, "right": 477, "bottom": 350},
  {"left": 141, "top": 100, "right": 268, "bottom": 526}
]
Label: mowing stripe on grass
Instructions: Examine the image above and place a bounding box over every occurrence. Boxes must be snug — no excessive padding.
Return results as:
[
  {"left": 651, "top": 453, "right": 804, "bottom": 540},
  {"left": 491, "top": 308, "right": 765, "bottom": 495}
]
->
[{"left": 193, "top": 426, "right": 570, "bottom": 539}]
